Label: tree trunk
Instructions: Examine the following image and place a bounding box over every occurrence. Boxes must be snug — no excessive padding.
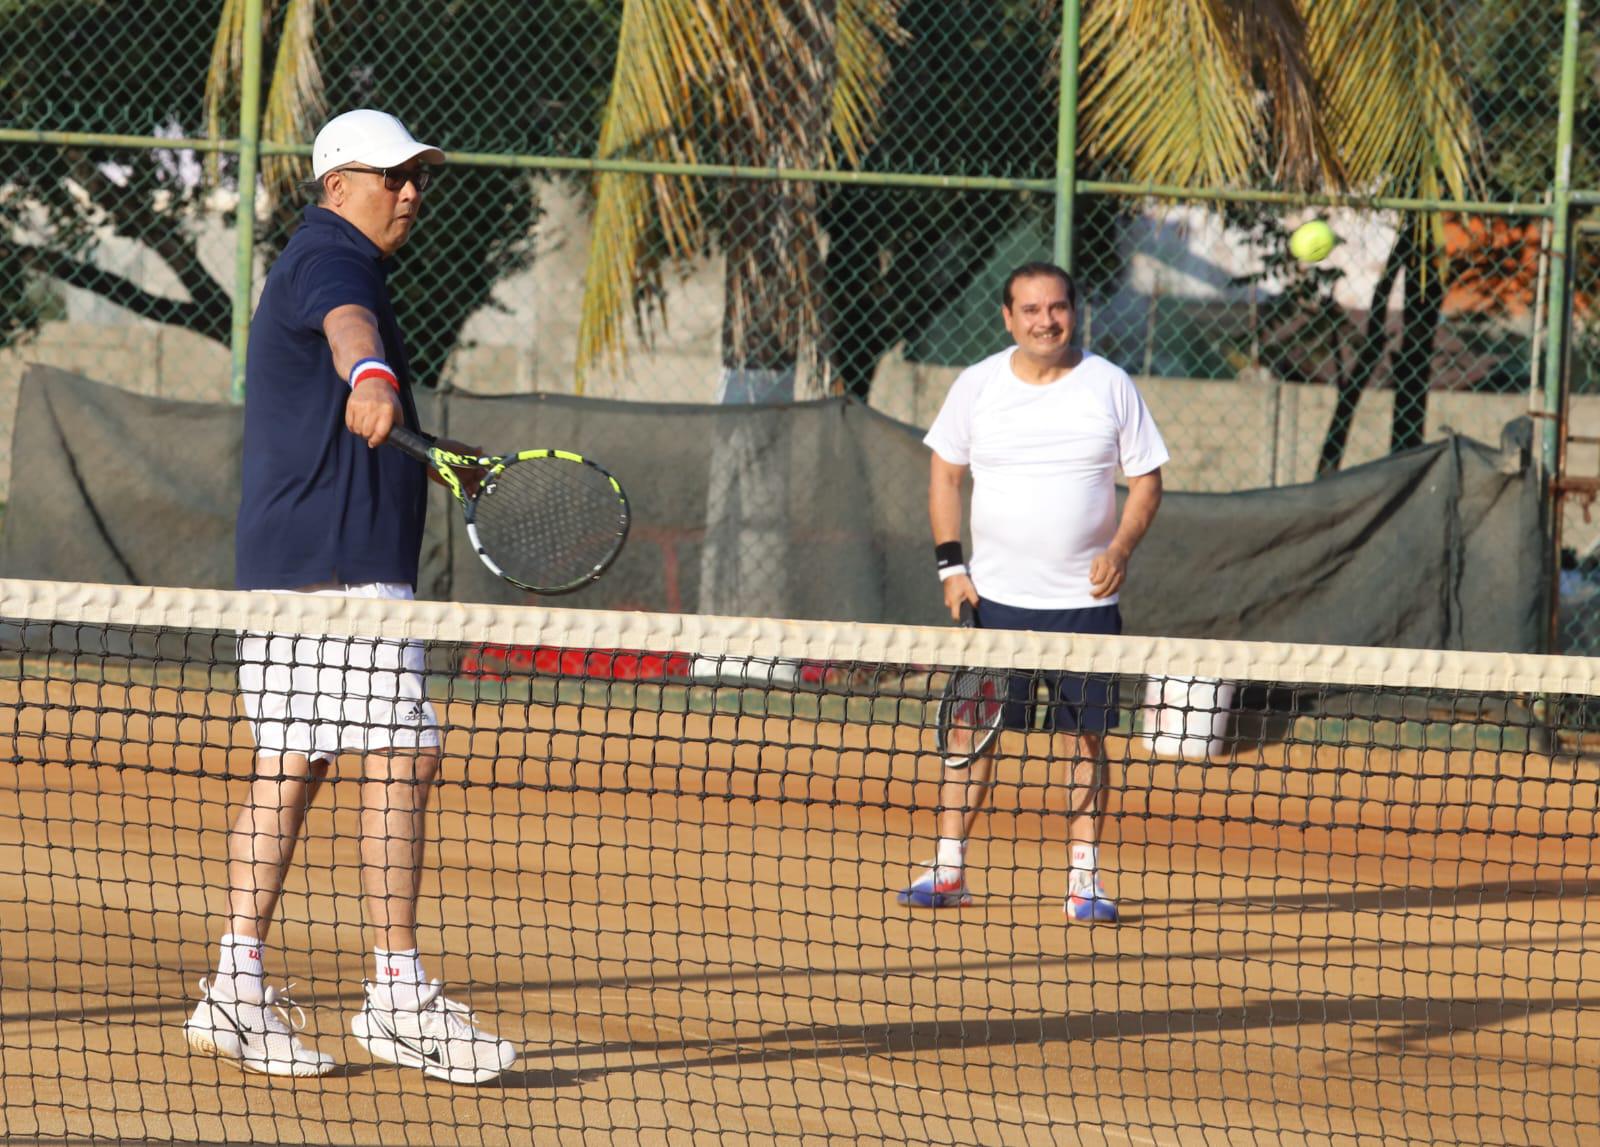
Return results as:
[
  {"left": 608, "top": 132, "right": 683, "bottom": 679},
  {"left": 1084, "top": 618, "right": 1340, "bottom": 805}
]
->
[
  {"left": 1389, "top": 229, "right": 1446, "bottom": 454},
  {"left": 1317, "top": 226, "right": 1411, "bottom": 476},
  {"left": 699, "top": 0, "right": 836, "bottom": 624}
]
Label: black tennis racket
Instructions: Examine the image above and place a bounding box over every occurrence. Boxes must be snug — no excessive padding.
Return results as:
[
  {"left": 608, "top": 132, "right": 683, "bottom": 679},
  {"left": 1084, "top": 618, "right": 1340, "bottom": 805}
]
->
[
  {"left": 934, "top": 601, "right": 1007, "bottom": 769},
  {"left": 386, "top": 425, "right": 630, "bottom": 595}
]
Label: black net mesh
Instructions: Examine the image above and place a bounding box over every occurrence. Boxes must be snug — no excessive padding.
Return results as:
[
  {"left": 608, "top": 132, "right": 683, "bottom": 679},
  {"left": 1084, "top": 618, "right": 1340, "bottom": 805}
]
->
[{"left": 0, "top": 582, "right": 1596, "bottom": 1144}]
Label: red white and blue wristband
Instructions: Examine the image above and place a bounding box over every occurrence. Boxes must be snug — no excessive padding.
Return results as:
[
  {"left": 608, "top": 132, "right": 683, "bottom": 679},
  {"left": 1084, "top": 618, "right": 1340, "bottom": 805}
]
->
[{"left": 349, "top": 358, "right": 400, "bottom": 392}]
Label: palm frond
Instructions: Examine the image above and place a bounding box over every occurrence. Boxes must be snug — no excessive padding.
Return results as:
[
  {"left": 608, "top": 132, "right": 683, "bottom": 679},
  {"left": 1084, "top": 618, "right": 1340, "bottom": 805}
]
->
[
  {"left": 203, "top": 0, "right": 251, "bottom": 180},
  {"left": 260, "top": 0, "right": 326, "bottom": 206},
  {"left": 1231, "top": 0, "right": 1340, "bottom": 188},
  {"left": 1080, "top": 0, "right": 1338, "bottom": 190},
  {"left": 576, "top": 0, "right": 902, "bottom": 382},
  {"left": 1309, "top": 0, "right": 1479, "bottom": 206},
  {"left": 833, "top": 0, "right": 903, "bottom": 166},
  {"left": 578, "top": 0, "right": 723, "bottom": 378},
  {"left": 205, "top": 0, "right": 327, "bottom": 202}
]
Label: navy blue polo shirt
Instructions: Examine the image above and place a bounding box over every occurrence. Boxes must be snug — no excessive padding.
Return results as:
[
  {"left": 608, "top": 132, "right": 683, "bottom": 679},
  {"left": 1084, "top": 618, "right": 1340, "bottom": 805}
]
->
[{"left": 235, "top": 206, "right": 428, "bottom": 590}]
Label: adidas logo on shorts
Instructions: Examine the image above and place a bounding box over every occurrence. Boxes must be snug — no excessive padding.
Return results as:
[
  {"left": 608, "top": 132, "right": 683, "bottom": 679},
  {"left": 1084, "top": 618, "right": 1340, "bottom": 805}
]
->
[{"left": 401, "top": 702, "right": 424, "bottom": 723}]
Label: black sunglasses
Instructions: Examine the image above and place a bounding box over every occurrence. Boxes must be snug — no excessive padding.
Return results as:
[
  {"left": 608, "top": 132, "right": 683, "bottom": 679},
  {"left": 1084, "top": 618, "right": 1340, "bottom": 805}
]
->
[{"left": 340, "top": 164, "right": 434, "bottom": 192}]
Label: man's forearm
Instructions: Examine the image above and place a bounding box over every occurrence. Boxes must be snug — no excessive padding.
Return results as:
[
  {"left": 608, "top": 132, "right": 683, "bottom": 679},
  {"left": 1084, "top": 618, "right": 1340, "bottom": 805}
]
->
[
  {"left": 929, "top": 480, "right": 964, "bottom": 545},
  {"left": 324, "top": 304, "right": 387, "bottom": 380},
  {"left": 1109, "top": 472, "right": 1162, "bottom": 557}
]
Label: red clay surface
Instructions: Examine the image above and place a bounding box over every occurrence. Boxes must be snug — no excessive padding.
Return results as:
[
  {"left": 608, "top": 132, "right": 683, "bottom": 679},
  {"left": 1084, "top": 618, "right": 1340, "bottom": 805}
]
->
[{"left": 2, "top": 679, "right": 1597, "bottom": 1145}]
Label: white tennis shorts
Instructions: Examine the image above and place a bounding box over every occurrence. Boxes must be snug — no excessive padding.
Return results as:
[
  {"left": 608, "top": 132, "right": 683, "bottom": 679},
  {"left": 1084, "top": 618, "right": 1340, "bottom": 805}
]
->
[{"left": 238, "top": 582, "right": 441, "bottom": 761}]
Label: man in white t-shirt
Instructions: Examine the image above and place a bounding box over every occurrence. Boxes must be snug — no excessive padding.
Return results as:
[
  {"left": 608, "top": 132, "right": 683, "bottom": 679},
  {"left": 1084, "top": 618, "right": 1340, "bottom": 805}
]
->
[{"left": 898, "top": 262, "right": 1168, "bottom": 922}]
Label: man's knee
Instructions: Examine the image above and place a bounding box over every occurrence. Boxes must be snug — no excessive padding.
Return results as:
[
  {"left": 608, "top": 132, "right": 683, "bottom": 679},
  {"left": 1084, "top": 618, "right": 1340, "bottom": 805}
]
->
[
  {"left": 366, "top": 746, "right": 441, "bottom": 785},
  {"left": 246, "top": 753, "right": 324, "bottom": 804}
]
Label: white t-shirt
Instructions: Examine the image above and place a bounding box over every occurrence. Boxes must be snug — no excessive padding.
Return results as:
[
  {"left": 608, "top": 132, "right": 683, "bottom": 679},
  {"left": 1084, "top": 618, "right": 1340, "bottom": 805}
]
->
[{"left": 923, "top": 348, "right": 1169, "bottom": 610}]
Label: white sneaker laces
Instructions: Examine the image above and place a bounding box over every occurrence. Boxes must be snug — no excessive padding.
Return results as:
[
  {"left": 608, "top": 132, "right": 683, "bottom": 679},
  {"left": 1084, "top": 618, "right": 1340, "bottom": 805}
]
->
[
  {"left": 424, "top": 987, "right": 484, "bottom": 1039},
  {"left": 260, "top": 982, "right": 310, "bottom": 1034},
  {"left": 1069, "top": 873, "right": 1108, "bottom": 899},
  {"left": 200, "top": 976, "right": 312, "bottom": 1039}
]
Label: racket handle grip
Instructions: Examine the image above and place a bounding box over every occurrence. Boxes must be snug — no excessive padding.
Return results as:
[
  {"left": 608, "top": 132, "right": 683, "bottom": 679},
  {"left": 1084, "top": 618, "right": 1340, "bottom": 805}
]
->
[
  {"left": 959, "top": 600, "right": 976, "bottom": 628},
  {"left": 385, "top": 425, "right": 437, "bottom": 463}
]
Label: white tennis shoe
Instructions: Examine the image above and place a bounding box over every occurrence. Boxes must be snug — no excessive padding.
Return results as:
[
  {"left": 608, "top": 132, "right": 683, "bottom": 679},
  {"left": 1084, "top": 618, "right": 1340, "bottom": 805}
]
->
[
  {"left": 351, "top": 980, "right": 516, "bottom": 1084},
  {"left": 184, "top": 978, "right": 337, "bottom": 1077}
]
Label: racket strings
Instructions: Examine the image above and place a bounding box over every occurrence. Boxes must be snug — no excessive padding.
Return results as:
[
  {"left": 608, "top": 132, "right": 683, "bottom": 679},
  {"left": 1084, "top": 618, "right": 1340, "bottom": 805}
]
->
[
  {"left": 939, "top": 668, "right": 1007, "bottom": 759},
  {"left": 471, "top": 457, "right": 627, "bottom": 589}
]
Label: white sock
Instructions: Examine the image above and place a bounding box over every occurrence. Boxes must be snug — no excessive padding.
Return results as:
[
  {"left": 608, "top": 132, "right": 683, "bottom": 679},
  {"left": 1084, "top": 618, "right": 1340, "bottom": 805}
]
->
[
  {"left": 372, "top": 948, "right": 430, "bottom": 1012},
  {"left": 1069, "top": 844, "right": 1099, "bottom": 896},
  {"left": 374, "top": 947, "right": 428, "bottom": 989},
  {"left": 936, "top": 837, "right": 967, "bottom": 872},
  {"left": 216, "top": 933, "right": 266, "bottom": 1003}
]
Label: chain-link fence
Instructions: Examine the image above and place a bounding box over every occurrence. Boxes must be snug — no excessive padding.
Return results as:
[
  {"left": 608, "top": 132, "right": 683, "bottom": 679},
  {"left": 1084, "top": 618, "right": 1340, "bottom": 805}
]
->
[{"left": 2, "top": 0, "right": 1597, "bottom": 644}]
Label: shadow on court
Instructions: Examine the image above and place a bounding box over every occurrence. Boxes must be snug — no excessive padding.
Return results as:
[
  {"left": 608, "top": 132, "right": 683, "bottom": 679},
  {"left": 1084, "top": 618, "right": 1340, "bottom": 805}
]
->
[
  {"left": 1148, "top": 877, "right": 1596, "bottom": 915},
  {"left": 524, "top": 991, "right": 1600, "bottom": 1089}
]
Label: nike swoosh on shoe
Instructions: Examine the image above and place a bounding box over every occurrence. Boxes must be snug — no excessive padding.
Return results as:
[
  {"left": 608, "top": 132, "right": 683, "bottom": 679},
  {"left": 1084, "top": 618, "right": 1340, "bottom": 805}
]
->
[
  {"left": 374, "top": 1012, "right": 445, "bottom": 1066},
  {"left": 217, "top": 1002, "right": 266, "bottom": 1057}
]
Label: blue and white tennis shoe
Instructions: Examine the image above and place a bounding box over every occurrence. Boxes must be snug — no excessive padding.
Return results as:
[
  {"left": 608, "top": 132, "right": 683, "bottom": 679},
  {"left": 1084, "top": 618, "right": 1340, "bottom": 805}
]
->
[
  {"left": 1066, "top": 872, "right": 1119, "bottom": 922},
  {"left": 896, "top": 865, "right": 974, "bottom": 908}
]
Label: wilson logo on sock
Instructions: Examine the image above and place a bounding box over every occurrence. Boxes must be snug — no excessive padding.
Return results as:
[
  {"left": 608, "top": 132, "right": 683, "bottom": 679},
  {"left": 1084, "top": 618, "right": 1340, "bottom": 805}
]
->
[
  {"left": 383, "top": 967, "right": 401, "bottom": 976},
  {"left": 247, "top": 950, "right": 260, "bottom": 961}
]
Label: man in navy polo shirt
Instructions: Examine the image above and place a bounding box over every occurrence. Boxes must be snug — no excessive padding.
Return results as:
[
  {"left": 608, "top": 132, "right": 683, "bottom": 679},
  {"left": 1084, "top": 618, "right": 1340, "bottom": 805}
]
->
[{"left": 185, "top": 109, "right": 515, "bottom": 1085}]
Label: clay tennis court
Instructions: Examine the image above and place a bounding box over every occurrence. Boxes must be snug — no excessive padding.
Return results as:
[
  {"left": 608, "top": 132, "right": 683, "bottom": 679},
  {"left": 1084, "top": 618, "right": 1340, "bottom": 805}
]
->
[{"left": 2, "top": 675, "right": 1597, "bottom": 1145}]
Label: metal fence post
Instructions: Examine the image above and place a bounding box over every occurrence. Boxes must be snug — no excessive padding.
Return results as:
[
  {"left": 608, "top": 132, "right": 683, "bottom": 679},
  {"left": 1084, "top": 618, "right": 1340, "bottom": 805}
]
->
[
  {"left": 1542, "top": 0, "right": 1582, "bottom": 651},
  {"left": 229, "top": 0, "right": 265, "bottom": 404},
  {"left": 1543, "top": 0, "right": 1581, "bottom": 478},
  {"left": 1052, "top": 0, "right": 1081, "bottom": 274}
]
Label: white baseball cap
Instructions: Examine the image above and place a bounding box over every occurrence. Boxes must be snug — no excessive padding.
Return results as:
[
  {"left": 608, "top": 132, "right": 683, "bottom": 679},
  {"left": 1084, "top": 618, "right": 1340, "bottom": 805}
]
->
[{"left": 312, "top": 109, "right": 444, "bottom": 179}]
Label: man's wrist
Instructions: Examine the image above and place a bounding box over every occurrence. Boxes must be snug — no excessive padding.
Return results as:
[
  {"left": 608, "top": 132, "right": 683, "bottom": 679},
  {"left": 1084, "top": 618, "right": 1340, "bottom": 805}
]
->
[
  {"left": 935, "top": 540, "right": 966, "bottom": 581},
  {"left": 349, "top": 358, "right": 400, "bottom": 392}
]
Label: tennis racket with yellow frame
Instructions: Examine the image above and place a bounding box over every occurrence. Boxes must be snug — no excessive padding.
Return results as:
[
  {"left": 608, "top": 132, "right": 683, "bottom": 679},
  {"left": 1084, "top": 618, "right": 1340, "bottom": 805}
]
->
[{"left": 387, "top": 426, "right": 630, "bottom": 595}]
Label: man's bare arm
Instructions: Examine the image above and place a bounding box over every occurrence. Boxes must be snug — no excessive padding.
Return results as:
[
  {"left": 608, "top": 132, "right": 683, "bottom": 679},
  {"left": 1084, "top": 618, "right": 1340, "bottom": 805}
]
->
[
  {"left": 930, "top": 453, "right": 977, "bottom": 618},
  {"left": 1089, "top": 468, "right": 1163, "bottom": 599},
  {"left": 325, "top": 303, "right": 400, "bottom": 447}
]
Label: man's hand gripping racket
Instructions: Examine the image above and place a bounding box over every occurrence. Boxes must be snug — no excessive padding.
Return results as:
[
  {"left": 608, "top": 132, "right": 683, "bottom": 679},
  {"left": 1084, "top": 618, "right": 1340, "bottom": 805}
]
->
[
  {"left": 386, "top": 426, "right": 631, "bottom": 594},
  {"left": 934, "top": 601, "right": 1006, "bottom": 769}
]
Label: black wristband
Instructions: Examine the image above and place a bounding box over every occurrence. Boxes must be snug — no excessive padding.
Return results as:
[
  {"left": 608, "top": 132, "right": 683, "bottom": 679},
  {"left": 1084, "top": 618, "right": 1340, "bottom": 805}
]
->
[{"left": 935, "top": 541, "right": 965, "bottom": 571}]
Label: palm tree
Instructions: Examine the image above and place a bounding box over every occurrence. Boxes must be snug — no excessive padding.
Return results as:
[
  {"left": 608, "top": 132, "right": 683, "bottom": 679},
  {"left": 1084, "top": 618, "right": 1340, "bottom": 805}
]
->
[
  {"left": 1059, "top": 0, "right": 1477, "bottom": 473},
  {"left": 573, "top": 0, "right": 1358, "bottom": 390},
  {"left": 1076, "top": 0, "right": 1339, "bottom": 192},
  {"left": 576, "top": 0, "right": 902, "bottom": 620}
]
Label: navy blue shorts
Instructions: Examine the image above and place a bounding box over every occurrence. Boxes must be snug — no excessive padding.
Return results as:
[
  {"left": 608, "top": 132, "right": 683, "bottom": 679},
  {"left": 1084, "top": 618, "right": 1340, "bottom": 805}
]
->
[{"left": 976, "top": 598, "right": 1122, "bottom": 734}]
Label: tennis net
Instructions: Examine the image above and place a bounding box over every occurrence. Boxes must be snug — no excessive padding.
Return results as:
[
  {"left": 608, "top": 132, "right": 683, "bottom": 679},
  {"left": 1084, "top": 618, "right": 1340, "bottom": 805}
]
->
[{"left": 0, "top": 578, "right": 1596, "bottom": 1146}]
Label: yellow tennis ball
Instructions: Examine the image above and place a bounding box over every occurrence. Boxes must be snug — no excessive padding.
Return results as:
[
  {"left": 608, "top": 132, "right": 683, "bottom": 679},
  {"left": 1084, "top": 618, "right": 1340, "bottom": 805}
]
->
[{"left": 1289, "top": 219, "right": 1337, "bottom": 263}]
